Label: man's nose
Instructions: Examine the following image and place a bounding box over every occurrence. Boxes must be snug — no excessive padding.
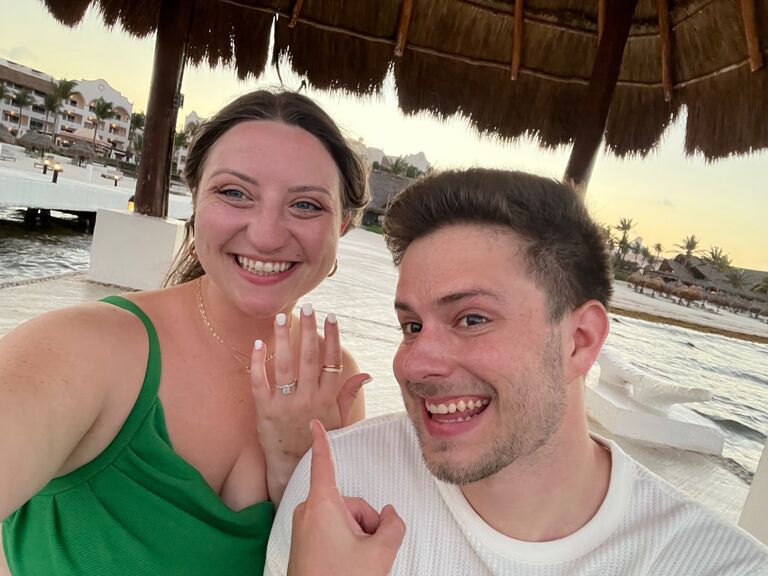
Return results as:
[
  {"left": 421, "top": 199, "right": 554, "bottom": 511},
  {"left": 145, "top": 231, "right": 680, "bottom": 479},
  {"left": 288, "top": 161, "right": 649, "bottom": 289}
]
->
[{"left": 396, "top": 326, "right": 455, "bottom": 383}]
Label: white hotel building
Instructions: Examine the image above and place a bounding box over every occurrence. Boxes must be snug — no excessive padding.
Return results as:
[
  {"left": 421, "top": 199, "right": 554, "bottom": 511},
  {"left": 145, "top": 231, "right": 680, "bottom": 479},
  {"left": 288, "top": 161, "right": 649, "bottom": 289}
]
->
[{"left": 0, "top": 58, "right": 133, "bottom": 156}]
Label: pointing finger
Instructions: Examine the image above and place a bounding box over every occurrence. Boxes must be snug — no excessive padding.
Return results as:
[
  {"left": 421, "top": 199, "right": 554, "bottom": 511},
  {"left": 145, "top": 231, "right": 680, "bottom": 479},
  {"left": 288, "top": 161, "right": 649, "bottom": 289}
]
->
[{"left": 308, "top": 419, "right": 337, "bottom": 497}]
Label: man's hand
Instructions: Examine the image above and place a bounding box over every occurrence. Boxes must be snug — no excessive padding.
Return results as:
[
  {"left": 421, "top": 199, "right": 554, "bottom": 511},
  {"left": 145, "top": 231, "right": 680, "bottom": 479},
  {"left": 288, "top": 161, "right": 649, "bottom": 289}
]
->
[{"left": 287, "top": 420, "right": 405, "bottom": 576}]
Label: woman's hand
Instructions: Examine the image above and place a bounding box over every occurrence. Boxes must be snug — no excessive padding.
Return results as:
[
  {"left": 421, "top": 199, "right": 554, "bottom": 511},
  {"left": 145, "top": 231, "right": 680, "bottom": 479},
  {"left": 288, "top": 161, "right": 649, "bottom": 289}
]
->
[
  {"left": 287, "top": 421, "right": 405, "bottom": 576},
  {"left": 250, "top": 303, "right": 370, "bottom": 504}
]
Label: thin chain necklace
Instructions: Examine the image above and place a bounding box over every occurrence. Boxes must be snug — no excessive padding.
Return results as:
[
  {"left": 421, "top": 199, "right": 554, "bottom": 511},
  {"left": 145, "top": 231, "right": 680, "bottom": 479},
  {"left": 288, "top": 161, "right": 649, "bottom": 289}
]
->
[{"left": 196, "top": 277, "right": 273, "bottom": 374}]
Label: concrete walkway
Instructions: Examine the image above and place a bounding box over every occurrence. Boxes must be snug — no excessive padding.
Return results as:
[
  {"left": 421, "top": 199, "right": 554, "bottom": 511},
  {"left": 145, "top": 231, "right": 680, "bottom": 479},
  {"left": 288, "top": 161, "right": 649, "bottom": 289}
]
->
[{"left": 0, "top": 230, "right": 756, "bottom": 526}]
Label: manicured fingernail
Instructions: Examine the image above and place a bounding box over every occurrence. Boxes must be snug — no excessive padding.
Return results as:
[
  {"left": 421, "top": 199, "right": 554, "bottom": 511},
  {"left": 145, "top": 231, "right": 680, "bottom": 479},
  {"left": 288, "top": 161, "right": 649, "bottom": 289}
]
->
[
  {"left": 301, "top": 303, "right": 313, "bottom": 317},
  {"left": 362, "top": 377, "right": 373, "bottom": 386},
  {"left": 326, "top": 313, "right": 337, "bottom": 324},
  {"left": 254, "top": 339, "right": 263, "bottom": 351},
  {"left": 275, "top": 313, "right": 287, "bottom": 326}
]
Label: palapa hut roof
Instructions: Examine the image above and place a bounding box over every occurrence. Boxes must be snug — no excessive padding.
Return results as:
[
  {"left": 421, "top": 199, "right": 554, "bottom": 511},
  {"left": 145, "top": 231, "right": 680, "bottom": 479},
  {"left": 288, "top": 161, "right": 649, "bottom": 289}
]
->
[
  {"left": 42, "top": 0, "right": 768, "bottom": 161},
  {"left": 0, "top": 123, "right": 15, "bottom": 144},
  {"left": 367, "top": 170, "right": 413, "bottom": 214},
  {"left": 18, "top": 130, "right": 54, "bottom": 150}
]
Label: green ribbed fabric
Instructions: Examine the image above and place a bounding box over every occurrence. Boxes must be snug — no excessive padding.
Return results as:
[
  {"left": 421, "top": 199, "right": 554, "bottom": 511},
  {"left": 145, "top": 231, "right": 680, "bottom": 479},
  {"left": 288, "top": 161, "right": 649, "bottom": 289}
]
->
[{"left": 2, "top": 296, "right": 274, "bottom": 575}]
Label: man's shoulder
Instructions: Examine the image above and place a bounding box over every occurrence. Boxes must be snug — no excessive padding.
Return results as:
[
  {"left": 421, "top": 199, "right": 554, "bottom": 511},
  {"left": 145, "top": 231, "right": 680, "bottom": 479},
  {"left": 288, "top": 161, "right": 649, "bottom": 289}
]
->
[{"left": 327, "top": 412, "right": 414, "bottom": 450}]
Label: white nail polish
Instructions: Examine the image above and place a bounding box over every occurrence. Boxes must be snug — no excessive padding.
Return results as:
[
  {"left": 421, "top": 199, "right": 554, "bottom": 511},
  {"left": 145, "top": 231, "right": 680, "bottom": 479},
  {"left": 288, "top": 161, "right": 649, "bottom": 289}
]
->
[
  {"left": 327, "top": 313, "right": 337, "bottom": 324},
  {"left": 275, "top": 313, "right": 287, "bottom": 326},
  {"left": 301, "top": 303, "right": 313, "bottom": 317},
  {"left": 362, "top": 377, "right": 373, "bottom": 386},
  {"left": 254, "top": 339, "right": 263, "bottom": 350}
]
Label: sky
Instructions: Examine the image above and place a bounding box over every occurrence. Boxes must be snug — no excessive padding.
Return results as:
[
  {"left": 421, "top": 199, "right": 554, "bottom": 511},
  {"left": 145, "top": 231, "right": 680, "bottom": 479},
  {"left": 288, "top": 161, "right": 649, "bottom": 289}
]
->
[{"left": 2, "top": 1, "right": 766, "bottom": 270}]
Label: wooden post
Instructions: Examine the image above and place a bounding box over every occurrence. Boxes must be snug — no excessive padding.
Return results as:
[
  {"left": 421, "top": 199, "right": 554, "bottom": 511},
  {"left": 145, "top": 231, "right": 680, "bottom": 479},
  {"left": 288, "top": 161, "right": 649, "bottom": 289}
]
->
[
  {"left": 740, "top": 0, "right": 764, "bottom": 72},
  {"left": 289, "top": 0, "right": 304, "bottom": 28},
  {"left": 394, "top": 0, "right": 414, "bottom": 57},
  {"left": 597, "top": 0, "right": 605, "bottom": 45},
  {"left": 134, "top": 0, "right": 194, "bottom": 217},
  {"left": 563, "top": 0, "right": 637, "bottom": 192},
  {"left": 510, "top": 0, "right": 524, "bottom": 80},
  {"left": 657, "top": 0, "right": 673, "bottom": 101}
]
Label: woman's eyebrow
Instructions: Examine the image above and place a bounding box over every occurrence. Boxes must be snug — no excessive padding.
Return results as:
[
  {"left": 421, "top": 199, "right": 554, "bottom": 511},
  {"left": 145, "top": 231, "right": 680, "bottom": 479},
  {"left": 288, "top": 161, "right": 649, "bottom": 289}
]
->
[
  {"left": 288, "top": 185, "right": 332, "bottom": 197},
  {"left": 207, "top": 169, "right": 258, "bottom": 185}
]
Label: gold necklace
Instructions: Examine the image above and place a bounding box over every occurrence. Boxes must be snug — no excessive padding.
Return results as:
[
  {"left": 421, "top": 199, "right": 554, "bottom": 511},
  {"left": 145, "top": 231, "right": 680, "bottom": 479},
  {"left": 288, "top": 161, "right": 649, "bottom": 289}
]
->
[{"left": 196, "top": 277, "right": 274, "bottom": 373}]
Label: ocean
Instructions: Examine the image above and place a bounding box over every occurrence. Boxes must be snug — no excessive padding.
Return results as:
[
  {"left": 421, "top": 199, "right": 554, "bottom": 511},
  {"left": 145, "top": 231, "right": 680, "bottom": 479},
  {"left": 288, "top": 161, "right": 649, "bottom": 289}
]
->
[{"left": 1, "top": 208, "right": 766, "bottom": 480}]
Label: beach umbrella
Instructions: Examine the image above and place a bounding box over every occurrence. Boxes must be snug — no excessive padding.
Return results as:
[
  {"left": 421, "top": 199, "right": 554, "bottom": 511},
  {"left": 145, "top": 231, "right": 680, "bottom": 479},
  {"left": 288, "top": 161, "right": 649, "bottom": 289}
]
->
[
  {"left": 18, "top": 130, "right": 53, "bottom": 152},
  {"left": 627, "top": 272, "right": 645, "bottom": 290},
  {"left": 40, "top": 0, "right": 768, "bottom": 217},
  {"left": 67, "top": 140, "right": 98, "bottom": 162},
  {"left": 0, "top": 123, "right": 15, "bottom": 144}
]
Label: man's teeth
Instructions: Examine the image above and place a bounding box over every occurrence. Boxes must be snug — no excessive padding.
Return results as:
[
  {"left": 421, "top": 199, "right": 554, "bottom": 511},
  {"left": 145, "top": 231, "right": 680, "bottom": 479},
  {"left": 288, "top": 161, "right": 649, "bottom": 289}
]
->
[
  {"left": 426, "top": 399, "right": 489, "bottom": 415},
  {"left": 236, "top": 256, "right": 293, "bottom": 275}
]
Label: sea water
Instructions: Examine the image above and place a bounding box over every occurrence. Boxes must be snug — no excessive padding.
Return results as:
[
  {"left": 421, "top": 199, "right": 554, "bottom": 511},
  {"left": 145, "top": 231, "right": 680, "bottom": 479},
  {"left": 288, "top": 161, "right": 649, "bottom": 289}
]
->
[{"left": 1, "top": 214, "right": 766, "bottom": 478}]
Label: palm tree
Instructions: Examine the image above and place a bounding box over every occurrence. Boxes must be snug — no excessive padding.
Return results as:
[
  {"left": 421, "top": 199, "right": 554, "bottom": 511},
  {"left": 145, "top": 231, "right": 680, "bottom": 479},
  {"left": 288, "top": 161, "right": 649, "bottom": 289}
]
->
[
  {"left": 51, "top": 78, "right": 77, "bottom": 136},
  {"left": 753, "top": 276, "right": 768, "bottom": 295},
  {"left": 629, "top": 240, "right": 642, "bottom": 265},
  {"left": 385, "top": 156, "right": 410, "bottom": 176},
  {"left": 89, "top": 97, "right": 115, "bottom": 150},
  {"left": 42, "top": 93, "right": 59, "bottom": 135},
  {"left": 128, "top": 112, "right": 145, "bottom": 146},
  {"left": 703, "top": 246, "right": 732, "bottom": 296},
  {"left": 13, "top": 89, "right": 33, "bottom": 132},
  {"left": 726, "top": 269, "right": 747, "bottom": 292},
  {"left": 653, "top": 242, "right": 663, "bottom": 262},
  {"left": 674, "top": 234, "right": 702, "bottom": 267},
  {"left": 613, "top": 218, "right": 634, "bottom": 268},
  {"left": 131, "top": 132, "right": 144, "bottom": 163}
]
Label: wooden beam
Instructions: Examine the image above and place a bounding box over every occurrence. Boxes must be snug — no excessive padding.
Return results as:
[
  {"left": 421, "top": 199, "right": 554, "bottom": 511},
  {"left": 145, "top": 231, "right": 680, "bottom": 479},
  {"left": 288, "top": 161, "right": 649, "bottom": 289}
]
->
[
  {"left": 134, "top": 0, "right": 193, "bottom": 217},
  {"left": 289, "top": 0, "right": 304, "bottom": 29},
  {"left": 510, "top": 0, "right": 524, "bottom": 79},
  {"left": 740, "top": 0, "right": 764, "bottom": 71},
  {"left": 597, "top": 0, "right": 605, "bottom": 44},
  {"left": 563, "top": 0, "right": 637, "bottom": 192},
  {"left": 394, "top": 0, "right": 414, "bottom": 57},
  {"left": 657, "top": 0, "right": 673, "bottom": 101}
]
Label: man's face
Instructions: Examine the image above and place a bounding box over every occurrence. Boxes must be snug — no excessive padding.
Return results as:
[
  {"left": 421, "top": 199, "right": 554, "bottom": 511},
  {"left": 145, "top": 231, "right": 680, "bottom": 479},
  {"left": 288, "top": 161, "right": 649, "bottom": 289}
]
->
[{"left": 393, "top": 224, "right": 568, "bottom": 484}]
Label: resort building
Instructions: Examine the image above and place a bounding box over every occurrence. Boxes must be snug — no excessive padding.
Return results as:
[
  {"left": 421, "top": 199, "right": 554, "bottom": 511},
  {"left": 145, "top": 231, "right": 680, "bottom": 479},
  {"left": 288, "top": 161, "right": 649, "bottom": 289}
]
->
[{"left": 0, "top": 58, "right": 133, "bottom": 156}]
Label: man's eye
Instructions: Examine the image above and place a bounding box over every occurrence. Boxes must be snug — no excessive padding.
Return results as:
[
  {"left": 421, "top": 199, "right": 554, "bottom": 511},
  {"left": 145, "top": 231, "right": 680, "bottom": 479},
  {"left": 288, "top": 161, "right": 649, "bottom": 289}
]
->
[
  {"left": 458, "top": 314, "right": 487, "bottom": 328},
  {"left": 220, "top": 188, "right": 246, "bottom": 200},
  {"left": 401, "top": 322, "right": 422, "bottom": 335},
  {"left": 292, "top": 200, "right": 322, "bottom": 211}
]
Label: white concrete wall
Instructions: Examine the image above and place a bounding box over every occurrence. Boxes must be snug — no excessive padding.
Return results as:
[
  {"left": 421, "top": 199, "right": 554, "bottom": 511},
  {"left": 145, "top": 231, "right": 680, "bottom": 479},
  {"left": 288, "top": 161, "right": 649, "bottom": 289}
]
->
[
  {"left": 89, "top": 209, "right": 186, "bottom": 291},
  {"left": 740, "top": 442, "right": 768, "bottom": 544}
]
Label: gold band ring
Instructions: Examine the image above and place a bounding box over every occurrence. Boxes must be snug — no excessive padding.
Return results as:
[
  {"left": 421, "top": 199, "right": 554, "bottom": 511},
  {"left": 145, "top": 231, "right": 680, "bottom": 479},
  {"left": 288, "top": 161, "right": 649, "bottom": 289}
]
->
[
  {"left": 276, "top": 379, "right": 297, "bottom": 395},
  {"left": 320, "top": 364, "right": 344, "bottom": 374}
]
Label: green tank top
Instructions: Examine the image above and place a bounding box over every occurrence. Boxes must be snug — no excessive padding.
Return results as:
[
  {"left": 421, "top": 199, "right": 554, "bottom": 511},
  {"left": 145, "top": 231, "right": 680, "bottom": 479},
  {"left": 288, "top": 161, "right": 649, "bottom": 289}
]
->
[{"left": 2, "top": 296, "right": 275, "bottom": 575}]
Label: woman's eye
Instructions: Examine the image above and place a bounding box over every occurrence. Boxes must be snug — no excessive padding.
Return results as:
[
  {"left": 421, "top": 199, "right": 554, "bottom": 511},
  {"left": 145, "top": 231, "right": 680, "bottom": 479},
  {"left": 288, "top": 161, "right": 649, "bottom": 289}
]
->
[
  {"left": 458, "top": 314, "right": 488, "bottom": 328},
  {"left": 292, "top": 200, "right": 322, "bottom": 212},
  {"left": 220, "top": 188, "right": 246, "bottom": 200},
  {"left": 400, "top": 321, "right": 422, "bottom": 335}
]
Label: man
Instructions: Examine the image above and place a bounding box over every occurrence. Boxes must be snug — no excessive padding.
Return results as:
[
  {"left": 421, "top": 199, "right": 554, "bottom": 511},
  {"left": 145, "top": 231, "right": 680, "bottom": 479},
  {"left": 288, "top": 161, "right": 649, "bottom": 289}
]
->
[{"left": 266, "top": 169, "right": 768, "bottom": 575}]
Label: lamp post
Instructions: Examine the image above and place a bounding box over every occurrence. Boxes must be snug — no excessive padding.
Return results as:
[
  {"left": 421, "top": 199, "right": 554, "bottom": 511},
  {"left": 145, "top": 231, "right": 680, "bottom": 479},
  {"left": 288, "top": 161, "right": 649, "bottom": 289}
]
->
[
  {"left": 42, "top": 158, "right": 50, "bottom": 174},
  {"left": 51, "top": 163, "right": 62, "bottom": 183}
]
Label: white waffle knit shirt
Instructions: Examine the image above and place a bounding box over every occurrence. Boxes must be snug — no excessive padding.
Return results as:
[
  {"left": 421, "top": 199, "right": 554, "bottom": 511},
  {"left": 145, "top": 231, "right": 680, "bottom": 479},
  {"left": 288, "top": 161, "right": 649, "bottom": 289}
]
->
[{"left": 265, "top": 413, "right": 768, "bottom": 575}]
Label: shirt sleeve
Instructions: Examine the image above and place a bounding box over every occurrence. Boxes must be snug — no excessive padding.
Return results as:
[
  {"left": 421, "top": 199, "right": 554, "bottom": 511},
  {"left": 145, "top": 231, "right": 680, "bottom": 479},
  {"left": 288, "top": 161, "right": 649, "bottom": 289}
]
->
[{"left": 264, "top": 450, "right": 313, "bottom": 576}]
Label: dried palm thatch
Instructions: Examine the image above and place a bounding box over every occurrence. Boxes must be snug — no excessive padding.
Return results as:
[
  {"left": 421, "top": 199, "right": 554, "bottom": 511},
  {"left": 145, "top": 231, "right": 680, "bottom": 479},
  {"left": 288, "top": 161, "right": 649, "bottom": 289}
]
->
[
  {"left": 0, "top": 123, "right": 15, "bottom": 144},
  {"left": 18, "top": 130, "right": 54, "bottom": 150},
  {"left": 41, "top": 0, "right": 768, "bottom": 161}
]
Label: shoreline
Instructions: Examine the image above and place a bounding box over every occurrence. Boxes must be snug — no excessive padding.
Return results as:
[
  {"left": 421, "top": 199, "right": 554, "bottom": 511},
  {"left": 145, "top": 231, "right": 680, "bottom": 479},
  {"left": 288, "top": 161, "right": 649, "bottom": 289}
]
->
[{"left": 610, "top": 306, "right": 768, "bottom": 345}]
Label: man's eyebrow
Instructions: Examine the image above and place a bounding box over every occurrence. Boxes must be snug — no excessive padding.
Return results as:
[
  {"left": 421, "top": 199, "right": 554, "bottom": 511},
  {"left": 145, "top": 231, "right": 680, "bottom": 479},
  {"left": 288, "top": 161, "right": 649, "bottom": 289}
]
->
[
  {"left": 394, "top": 290, "right": 501, "bottom": 312},
  {"left": 208, "top": 169, "right": 258, "bottom": 185}
]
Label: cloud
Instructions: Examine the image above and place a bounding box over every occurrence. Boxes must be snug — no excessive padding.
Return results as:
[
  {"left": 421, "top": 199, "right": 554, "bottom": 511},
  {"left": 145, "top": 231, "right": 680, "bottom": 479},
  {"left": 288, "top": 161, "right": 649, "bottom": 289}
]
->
[
  {"left": 1, "top": 46, "right": 37, "bottom": 64},
  {"left": 655, "top": 198, "right": 675, "bottom": 207}
]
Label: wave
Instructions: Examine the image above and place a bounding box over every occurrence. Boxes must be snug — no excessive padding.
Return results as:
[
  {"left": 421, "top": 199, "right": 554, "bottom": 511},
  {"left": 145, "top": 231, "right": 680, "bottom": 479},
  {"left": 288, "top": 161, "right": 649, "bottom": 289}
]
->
[{"left": 696, "top": 412, "right": 767, "bottom": 443}]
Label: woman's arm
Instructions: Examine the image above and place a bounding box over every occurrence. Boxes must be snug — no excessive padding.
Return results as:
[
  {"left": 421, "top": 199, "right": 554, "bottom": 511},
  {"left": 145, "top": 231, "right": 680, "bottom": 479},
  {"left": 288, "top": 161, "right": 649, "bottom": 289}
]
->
[{"left": 0, "top": 304, "right": 144, "bottom": 521}]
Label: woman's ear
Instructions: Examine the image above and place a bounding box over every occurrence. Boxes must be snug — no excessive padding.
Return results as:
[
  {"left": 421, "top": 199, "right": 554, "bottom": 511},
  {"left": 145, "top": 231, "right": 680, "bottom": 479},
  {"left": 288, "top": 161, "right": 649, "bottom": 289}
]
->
[
  {"left": 562, "top": 300, "right": 610, "bottom": 383},
  {"left": 340, "top": 214, "right": 351, "bottom": 235}
]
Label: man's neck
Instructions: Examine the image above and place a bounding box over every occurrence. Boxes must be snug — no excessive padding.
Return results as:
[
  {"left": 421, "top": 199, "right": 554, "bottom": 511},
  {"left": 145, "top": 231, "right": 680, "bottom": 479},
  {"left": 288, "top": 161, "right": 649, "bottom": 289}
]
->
[{"left": 459, "top": 415, "right": 611, "bottom": 542}]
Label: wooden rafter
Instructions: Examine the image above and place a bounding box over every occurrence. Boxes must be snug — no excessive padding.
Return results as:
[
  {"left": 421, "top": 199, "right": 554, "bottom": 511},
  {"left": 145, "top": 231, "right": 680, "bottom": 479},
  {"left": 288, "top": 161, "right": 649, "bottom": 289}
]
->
[
  {"left": 394, "top": 0, "right": 414, "bottom": 57},
  {"left": 657, "top": 0, "right": 673, "bottom": 101},
  {"left": 510, "top": 0, "right": 524, "bottom": 80},
  {"left": 289, "top": 0, "right": 304, "bottom": 29},
  {"left": 597, "top": 0, "right": 605, "bottom": 44},
  {"left": 740, "top": 0, "right": 764, "bottom": 71}
]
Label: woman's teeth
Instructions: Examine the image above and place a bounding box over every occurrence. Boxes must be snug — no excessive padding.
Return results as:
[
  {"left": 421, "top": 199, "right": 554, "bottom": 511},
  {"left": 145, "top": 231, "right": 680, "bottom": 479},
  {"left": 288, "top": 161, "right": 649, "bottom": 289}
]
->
[{"left": 236, "top": 256, "right": 294, "bottom": 275}]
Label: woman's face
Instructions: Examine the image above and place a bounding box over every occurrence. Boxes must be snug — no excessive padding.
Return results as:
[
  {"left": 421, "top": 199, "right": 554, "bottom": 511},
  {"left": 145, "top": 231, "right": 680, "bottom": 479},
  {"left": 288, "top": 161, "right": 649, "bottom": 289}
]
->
[{"left": 193, "top": 120, "right": 345, "bottom": 315}]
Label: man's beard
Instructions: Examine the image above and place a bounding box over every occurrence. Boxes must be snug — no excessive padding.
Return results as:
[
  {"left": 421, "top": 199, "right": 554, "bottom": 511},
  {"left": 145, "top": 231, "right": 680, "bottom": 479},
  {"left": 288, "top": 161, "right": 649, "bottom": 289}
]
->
[{"left": 404, "top": 331, "right": 566, "bottom": 485}]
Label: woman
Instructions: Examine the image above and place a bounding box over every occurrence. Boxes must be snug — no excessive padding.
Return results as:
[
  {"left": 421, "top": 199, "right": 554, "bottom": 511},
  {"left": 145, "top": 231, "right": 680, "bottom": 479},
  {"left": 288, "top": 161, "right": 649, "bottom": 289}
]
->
[{"left": 0, "top": 90, "right": 370, "bottom": 575}]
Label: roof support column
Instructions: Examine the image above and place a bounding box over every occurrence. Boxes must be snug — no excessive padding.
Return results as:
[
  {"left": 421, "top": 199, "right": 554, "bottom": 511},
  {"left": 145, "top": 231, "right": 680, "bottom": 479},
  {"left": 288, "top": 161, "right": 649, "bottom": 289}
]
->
[
  {"left": 563, "top": 0, "right": 637, "bottom": 193},
  {"left": 134, "top": 0, "right": 194, "bottom": 217}
]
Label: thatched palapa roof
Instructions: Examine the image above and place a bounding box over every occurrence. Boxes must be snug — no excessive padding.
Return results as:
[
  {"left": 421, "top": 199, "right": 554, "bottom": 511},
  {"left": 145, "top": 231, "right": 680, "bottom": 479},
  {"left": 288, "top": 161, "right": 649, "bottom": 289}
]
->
[{"left": 42, "top": 0, "right": 768, "bottom": 161}]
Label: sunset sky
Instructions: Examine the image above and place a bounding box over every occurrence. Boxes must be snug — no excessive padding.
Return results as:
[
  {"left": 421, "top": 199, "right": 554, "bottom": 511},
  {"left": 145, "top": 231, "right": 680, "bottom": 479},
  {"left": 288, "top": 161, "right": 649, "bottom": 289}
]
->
[{"left": 2, "top": 1, "right": 766, "bottom": 270}]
